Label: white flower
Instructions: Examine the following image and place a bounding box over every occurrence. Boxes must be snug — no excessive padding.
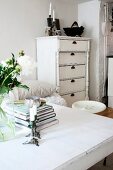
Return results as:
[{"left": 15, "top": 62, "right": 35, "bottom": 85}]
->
[
  {"left": 17, "top": 55, "right": 37, "bottom": 76},
  {"left": 1, "top": 61, "right": 7, "bottom": 67},
  {"left": 16, "top": 75, "right": 22, "bottom": 82}
]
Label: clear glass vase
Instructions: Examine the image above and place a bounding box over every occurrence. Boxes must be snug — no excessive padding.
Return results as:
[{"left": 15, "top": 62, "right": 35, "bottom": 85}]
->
[{"left": 0, "top": 94, "right": 15, "bottom": 141}]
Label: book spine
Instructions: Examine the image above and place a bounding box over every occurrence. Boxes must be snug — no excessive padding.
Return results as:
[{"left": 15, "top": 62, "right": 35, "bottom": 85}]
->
[
  {"left": 15, "top": 122, "right": 30, "bottom": 128},
  {"left": 36, "top": 108, "right": 54, "bottom": 115},
  {"left": 36, "top": 113, "right": 56, "bottom": 122},
  {"left": 36, "top": 112, "right": 56, "bottom": 120},
  {"left": 7, "top": 111, "right": 29, "bottom": 121},
  {"left": 36, "top": 119, "right": 59, "bottom": 131},
  {"left": 15, "top": 117, "right": 30, "bottom": 127},
  {"left": 6, "top": 103, "right": 29, "bottom": 116},
  {"left": 37, "top": 106, "right": 53, "bottom": 113},
  {"left": 36, "top": 109, "right": 54, "bottom": 117},
  {"left": 36, "top": 117, "right": 56, "bottom": 126},
  {"left": 6, "top": 108, "right": 29, "bottom": 116},
  {"left": 14, "top": 114, "right": 29, "bottom": 121}
]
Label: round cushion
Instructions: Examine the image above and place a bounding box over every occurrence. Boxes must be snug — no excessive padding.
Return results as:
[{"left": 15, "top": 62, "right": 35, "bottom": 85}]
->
[{"left": 72, "top": 100, "right": 106, "bottom": 113}]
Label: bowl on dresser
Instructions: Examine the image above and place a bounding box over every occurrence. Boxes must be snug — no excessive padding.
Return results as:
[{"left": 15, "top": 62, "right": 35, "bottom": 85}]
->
[
  {"left": 63, "top": 26, "right": 84, "bottom": 37},
  {"left": 63, "top": 21, "right": 84, "bottom": 37}
]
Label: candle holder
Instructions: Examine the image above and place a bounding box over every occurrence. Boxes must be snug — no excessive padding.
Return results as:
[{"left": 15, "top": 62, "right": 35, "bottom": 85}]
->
[
  {"left": 23, "top": 96, "right": 41, "bottom": 146},
  {"left": 47, "top": 15, "right": 53, "bottom": 27},
  {"left": 46, "top": 16, "right": 61, "bottom": 36},
  {"left": 49, "top": 21, "right": 56, "bottom": 36},
  {"left": 23, "top": 119, "right": 41, "bottom": 146}
]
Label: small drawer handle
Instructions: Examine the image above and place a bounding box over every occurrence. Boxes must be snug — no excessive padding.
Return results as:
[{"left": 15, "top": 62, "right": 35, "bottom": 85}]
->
[
  {"left": 72, "top": 41, "right": 77, "bottom": 44},
  {"left": 70, "top": 93, "right": 75, "bottom": 97},
  {"left": 71, "top": 65, "right": 75, "bottom": 69},
  {"left": 70, "top": 53, "right": 75, "bottom": 56},
  {"left": 71, "top": 79, "right": 75, "bottom": 83}
]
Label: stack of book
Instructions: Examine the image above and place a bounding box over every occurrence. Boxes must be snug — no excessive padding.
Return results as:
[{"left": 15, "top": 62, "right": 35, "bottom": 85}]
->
[
  {"left": 5, "top": 102, "right": 58, "bottom": 130},
  {"left": 35, "top": 105, "right": 58, "bottom": 131},
  {"left": 5, "top": 102, "right": 30, "bottom": 127}
]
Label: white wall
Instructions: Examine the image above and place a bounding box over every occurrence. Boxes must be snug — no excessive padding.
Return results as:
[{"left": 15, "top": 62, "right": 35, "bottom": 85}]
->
[
  {"left": 78, "top": 0, "right": 101, "bottom": 101},
  {"left": 0, "top": 0, "right": 77, "bottom": 78}
]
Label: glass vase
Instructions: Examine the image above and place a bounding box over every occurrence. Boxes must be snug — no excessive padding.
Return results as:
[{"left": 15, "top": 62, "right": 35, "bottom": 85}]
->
[{"left": 0, "top": 94, "right": 15, "bottom": 141}]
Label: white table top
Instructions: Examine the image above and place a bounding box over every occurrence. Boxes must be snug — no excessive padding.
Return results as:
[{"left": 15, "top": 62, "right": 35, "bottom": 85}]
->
[{"left": 1, "top": 104, "right": 113, "bottom": 170}]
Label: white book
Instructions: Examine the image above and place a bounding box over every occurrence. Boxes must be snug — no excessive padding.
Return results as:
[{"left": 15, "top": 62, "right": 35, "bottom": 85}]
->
[
  {"left": 36, "top": 119, "right": 59, "bottom": 131},
  {"left": 15, "top": 117, "right": 30, "bottom": 127},
  {"left": 37, "top": 108, "right": 54, "bottom": 116},
  {"left": 7, "top": 110, "right": 29, "bottom": 121},
  {"left": 36, "top": 117, "right": 56, "bottom": 126},
  {"left": 37, "top": 105, "right": 53, "bottom": 113},
  {"left": 5, "top": 103, "right": 29, "bottom": 116},
  {"left": 36, "top": 112, "right": 56, "bottom": 121}
]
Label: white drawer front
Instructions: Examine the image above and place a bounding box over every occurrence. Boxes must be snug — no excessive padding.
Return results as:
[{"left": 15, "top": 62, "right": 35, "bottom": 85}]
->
[
  {"left": 59, "top": 53, "right": 86, "bottom": 65},
  {"left": 59, "top": 40, "right": 88, "bottom": 51},
  {"left": 60, "top": 78, "right": 85, "bottom": 95},
  {"left": 59, "top": 65, "right": 85, "bottom": 79},
  {"left": 62, "top": 91, "right": 86, "bottom": 107}
]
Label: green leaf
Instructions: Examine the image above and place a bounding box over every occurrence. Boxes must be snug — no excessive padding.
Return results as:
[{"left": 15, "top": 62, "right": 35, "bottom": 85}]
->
[
  {"left": 17, "top": 84, "right": 29, "bottom": 90},
  {"left": 0, "top": 64, "right": 3, "bottom": 72},
  {"left": 0, "top": 86, "right": 9, "bottom": 94},
  {"left": 0, "top": 52, "right": 30, "bottom": 94}
]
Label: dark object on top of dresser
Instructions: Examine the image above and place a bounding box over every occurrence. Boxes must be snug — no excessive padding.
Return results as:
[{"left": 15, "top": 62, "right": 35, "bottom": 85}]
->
[{"left": 63, "top": 21, "right": 84, "bottom": 37}]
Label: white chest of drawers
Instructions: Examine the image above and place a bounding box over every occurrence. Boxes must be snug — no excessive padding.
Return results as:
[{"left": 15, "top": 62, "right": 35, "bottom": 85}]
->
[{"left": 36, "top": 36, "right": 90, "bottom": 107}]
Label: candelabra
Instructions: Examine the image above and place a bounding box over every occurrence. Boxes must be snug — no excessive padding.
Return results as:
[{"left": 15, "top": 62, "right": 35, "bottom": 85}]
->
[
  {"left": 23, "top": 120, "right": 41, "bottom": 146},
  {"left": 23, "top": 96, "right": 41, "bottom": 146},
  {"left": 46, "top": 3, "right": 61, "bottom": 36},
  {"left": 50, "top": 21, "right": 57, "bottom": 36},
  {"left": 46, "top": 15, "right": 57, "bottom": 36}
]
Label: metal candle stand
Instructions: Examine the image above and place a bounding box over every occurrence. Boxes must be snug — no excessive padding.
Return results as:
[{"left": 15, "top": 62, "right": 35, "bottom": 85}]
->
[
  {"left": 46, "top": 16, "right": 61, "bottom": 36},
  {"left": 49, "top": 21, "right": 57, "bottom": 36},
  {"left": 23, "top": 117, "right": 41, "bottom": 146},
  {"left": 23, "top": 96, "right": 41, "bottom": 146}
]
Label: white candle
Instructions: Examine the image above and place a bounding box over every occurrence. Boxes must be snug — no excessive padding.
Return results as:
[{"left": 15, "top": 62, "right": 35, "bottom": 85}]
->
[
  {"left": 49, "top": 2, "right": 52, "bottom": 16},
  {"left": 33, "top": 104, "right": 37, "bottom": 116},
  {"left": 53, "top": 9, "right": 55, "bottom": 22},
  {"left": 30, "top": 107, "right": 35, "bottom": 121}
]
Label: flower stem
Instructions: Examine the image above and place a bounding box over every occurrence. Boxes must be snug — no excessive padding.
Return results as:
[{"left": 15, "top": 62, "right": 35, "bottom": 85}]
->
[{"left": 1, "top": 70, "right": 16, "bottom": 86}]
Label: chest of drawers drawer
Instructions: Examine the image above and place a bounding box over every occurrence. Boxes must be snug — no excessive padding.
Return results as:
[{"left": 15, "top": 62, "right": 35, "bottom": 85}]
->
[
  {"left": 59, "top": 65, "right": 86, "bottom": 80},
  {"left": 62, "top": 91, "right": 86, "bottom": 107},
  {"left": 59, "top": 52, "right": 86, "bottom": 65},
  {"left": 59, "top": 78, "right": 85, "bottom": 95},
  {"left": 59, "top": 40, "right": 88, "bottom": 51}
]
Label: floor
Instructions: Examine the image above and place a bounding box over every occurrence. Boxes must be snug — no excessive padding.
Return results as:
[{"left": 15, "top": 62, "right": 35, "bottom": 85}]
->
[
  {"left": 96, "top": 107, "right": 113, "bottom": 118},
  {"left": 88, "top": 150, "right": 113, "bottom": 170}
]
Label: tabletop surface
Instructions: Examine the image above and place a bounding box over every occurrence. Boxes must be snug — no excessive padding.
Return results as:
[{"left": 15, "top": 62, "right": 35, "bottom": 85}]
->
[{"left": 1, "top": 104, "right": 113, "bottom": 170}]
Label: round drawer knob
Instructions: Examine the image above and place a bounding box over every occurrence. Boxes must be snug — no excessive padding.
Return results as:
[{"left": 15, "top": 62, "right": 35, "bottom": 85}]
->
[
  {"left": 72, "top": 41, "right": 77, "bottom": 44},
  {"left": 70, "top": 93, "right": 75, "bottom": 97},
  {"left": 71, "top": 65, "right": 75, "bottom": 69},
  {"left": 71, "top": 79, "right": 75, "bottom": 83},
  {"left": 70, "top": 53, "right": 75, "bottom": 56}
]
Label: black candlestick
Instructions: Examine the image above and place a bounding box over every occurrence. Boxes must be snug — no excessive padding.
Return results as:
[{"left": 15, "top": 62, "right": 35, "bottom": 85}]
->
[{"left": 47, "top": 15, "right": 53, "bottom": 27}]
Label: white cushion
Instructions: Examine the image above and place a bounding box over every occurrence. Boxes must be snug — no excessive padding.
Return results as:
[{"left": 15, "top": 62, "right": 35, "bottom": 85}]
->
[
  {"left": 45, "top": 93, "right": 67, "bottom": 106},
  {"left": 9, "top": 80, "right": 57, "bottom": 100}
]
